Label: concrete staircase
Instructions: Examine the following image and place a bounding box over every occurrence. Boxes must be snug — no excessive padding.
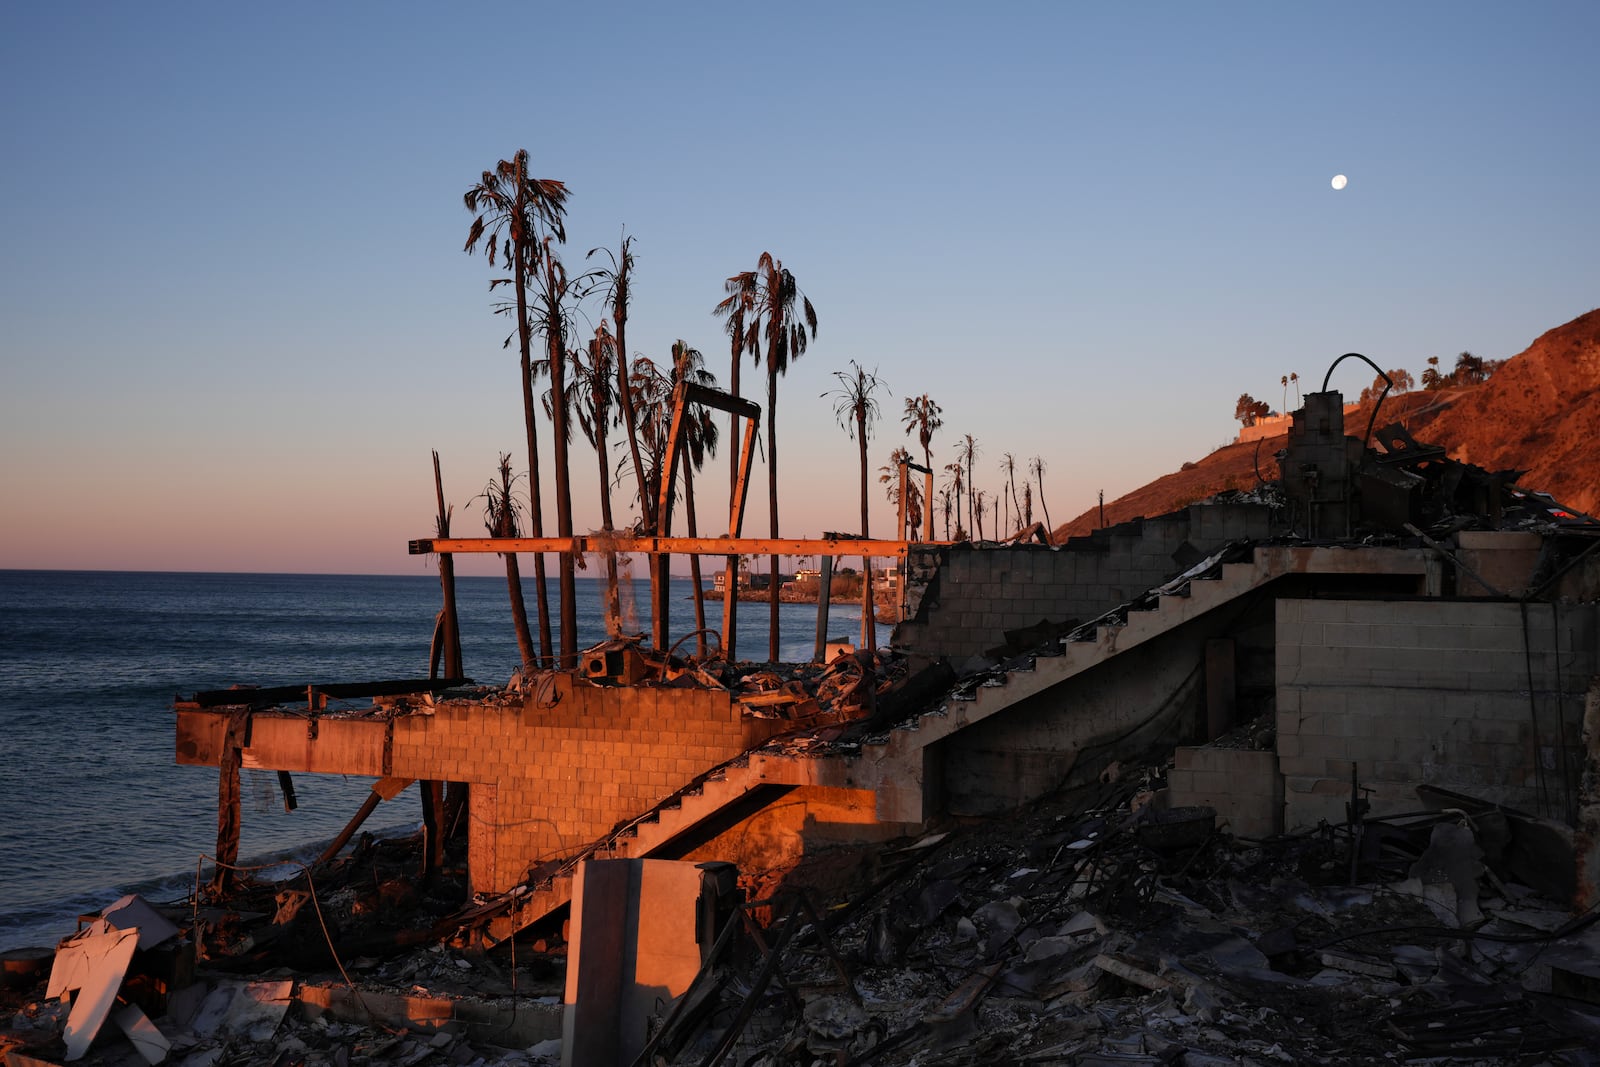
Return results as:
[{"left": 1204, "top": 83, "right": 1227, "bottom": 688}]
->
[
  {"left": 485, "top": 759, "right": 780, "bottom": 944},
  {"left": 484, "top": 544, "right": 1428, "bottom": 942}
]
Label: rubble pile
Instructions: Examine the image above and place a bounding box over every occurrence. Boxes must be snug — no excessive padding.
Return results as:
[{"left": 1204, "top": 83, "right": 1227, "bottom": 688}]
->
[{"left": 640, "top": 780, "right": 1600, "bottom": 1066}]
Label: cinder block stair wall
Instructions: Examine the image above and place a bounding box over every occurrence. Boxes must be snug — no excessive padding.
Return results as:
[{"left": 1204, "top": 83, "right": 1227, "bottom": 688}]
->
[{"left": 490, "top": 545, "right": 1428, "bottom": 939}]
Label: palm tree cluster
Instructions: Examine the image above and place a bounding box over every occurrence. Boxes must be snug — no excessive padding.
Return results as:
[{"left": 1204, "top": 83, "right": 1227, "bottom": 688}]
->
[
  {"left": 859, "top": 392, "right": 1058, "bottom": 547},
  {"left": 463, "top": 153, "right": 738, "bottom": 666},
  {"left": 1421, "top": 351, "right": 1504, "bottom": 390},
  {"left": 461, "top": 151, "right": 1069, "bottom": 667},
  {"left": 715, "top": 255, "right": 819, "bottom": 659}
]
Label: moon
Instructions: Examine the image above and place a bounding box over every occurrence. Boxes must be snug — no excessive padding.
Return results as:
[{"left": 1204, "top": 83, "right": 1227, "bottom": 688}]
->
[{"left": 1331, "top": 174, "right": 1348, "bottom": 191}]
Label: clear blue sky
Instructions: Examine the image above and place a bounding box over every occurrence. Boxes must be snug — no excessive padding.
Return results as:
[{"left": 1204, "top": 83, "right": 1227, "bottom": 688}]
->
[{"left": 3, "top": 2, "right": 1596, "bottom": 575}]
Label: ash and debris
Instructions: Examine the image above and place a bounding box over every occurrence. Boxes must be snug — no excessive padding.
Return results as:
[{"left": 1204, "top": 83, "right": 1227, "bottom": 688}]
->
[
  {"left": 1, "top": 826, "right": 571, "bottom": 1067},
  {"left": 637, "top": 778, "right": 1600, "bottom": 1066},
  {"left": 14, "top": 774, "right": 1600, "bottom": 1067}
]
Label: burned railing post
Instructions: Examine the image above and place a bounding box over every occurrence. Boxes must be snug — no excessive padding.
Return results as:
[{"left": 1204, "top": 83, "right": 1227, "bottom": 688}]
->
[
  {"left": 432, "top": 451, "right": 463, "bottom": 678},
  {"left": 813, "top": 555, "right": 833, "bottom": 662}
]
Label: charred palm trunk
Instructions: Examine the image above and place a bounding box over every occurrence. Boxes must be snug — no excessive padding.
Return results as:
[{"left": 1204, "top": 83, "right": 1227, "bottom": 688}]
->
[
  {"left": 513, "top": 227, "right": 554, "bottom": 667},
  {"left": 685, "top": 459, "right": 708, "bottom": 657},
  {"left": 503, "top": 550, "right": 536, "bottom": 670},
  {"left": 724, "top": 320, "right": 743, "bottom": 662},
  {"left": 1008, "top": 461, "right": 1023, "bottom": 538},
  {"left": 595, "top": 420, "right": 622, "bottom": 636},
  {"left": 543, "top": 261, "right": 578, "bottom": 668},
  {"left": 612, "top": 251, "right": 651, "bottom": 533},
  {"left": 857, "top": 411, "right": 875, "bottom": 654},
  {"left": 767, "top": 363, "right": 780, "bottom": 661},
  {"left": 1036, "top": 471, "right": 1054, "bottom": 545},
  {"left": 728, "top": 320, "right": 742, "bottom": 509},
  {"left": 491, "top": 454, "right": 537, "bottom": 672}
]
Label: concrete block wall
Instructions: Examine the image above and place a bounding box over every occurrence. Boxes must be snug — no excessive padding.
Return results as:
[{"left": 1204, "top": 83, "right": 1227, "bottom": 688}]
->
[
  {"left": 1166, "top": 747, "right": 1282, "bottom": 838},
  {"left": 1276, "top": 598, "right": 1596, "bottom": 828},
  {"left": 180, "top": 680, "right": 786, "bottom": 898},
  {"left": 390, "top": 678, "right": 784, "bottom": 895},
  {"left": 895, "top": 502, "right": 1273, "bottom": 661}
]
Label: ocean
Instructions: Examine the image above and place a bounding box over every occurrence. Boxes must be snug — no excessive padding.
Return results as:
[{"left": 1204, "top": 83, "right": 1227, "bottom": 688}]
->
[{"left": 0, "top": 568, "right": 880, "bottom": 951}]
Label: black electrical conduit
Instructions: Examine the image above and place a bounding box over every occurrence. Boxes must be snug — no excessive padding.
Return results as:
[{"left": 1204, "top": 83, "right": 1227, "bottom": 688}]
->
[{"left": 1320, "top": 351, "right": 1393, "bottom": 452}]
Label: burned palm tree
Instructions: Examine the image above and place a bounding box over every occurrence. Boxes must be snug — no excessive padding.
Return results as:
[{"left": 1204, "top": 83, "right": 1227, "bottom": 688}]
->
[
  {"left": 943, "top": 462, "right": 966, "bottom": 540},
  {"left": 529, "top": 238, "right": 581, "bottom": 666},
  {"left": 624, "top": 348, "right": 721, "bottom": 654},
  {"left": 670, "top": 343, "right": 719, "bottom": 654},
  {"left": 901, "top": 393, "right": 942, "bottom": 539},
  {"left": 480, "top": 453, "right": 538, "bottom": 672},
  {"left": 1029, "top": 455, "right": 1053, "bottom": 544},
  {"left": 463, "top": 151, "right": 567, "bottom": 665},
  {"left": 571, "top": 325, "right": 624, "bottom": 633},
  {"left": 1002, "top": 452, "right": 1022, "bottom": 537},
  {"left": 958, "top": 434, "right": 980, "bottom": 537},
  {"left": 719, "top": 253, "right": 817, "bottom": 660},
  {"left": 827, "top": 361, "right": 886, "bottom": 652},
  {"left": 713, "top": 269, "right": 760, "bottom": 509},
  {"left": 586, "top": 232, "right": 651, "bottom": 532},
  {"left": 879, "top": 447, "right": 923, "bottom": 538}
]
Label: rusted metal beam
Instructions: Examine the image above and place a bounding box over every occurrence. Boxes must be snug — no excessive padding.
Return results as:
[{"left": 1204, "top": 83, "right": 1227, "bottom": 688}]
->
[
  {"left": 684, "top": 381, "right": 760, "bottom": 421},
  {"left": 411, "top": 536, "right": 919, "bottom": 557},
  {"left": 652, "top": 383, "right": 692, "bottom": 650},
  {"left": 721, "top": 417, "right": 762, "bottom": 660}
]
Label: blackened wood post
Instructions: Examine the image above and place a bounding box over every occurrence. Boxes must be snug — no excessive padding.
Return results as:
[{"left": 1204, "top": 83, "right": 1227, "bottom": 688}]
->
[
  {"left": 212, "top": 708, "right": 249, "bottom": 895},
  {"left": 433, "top": 452, "right": 463, "bottom": 678},
  {"left": 813, "top": 556, "right": 834, "bottom": 662},
  {"left": 317, "top": 791, "right": 382, "bottom": 866},
  {"left": 276, "top": 770, "right": 297, "bottom": 812},
  {"left": 722, "top": 414, "right": 761, "bottom": 661},
  {"left": 862, "top": 555, "right": 876, "bottom": 654},
  {"left": 684, "top": 461, "right": 708, "bottom": 658},
  {"left": 652, "top": 382, "right": 691, "bottom": 652},
  {"left": 317, "top": 776, "right": 414, "bottom": 866}
]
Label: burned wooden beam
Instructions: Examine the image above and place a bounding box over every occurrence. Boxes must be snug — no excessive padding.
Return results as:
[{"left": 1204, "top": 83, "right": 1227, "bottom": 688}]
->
[
  {"left": 318, "top": 777, "right": 413, "bottom": 866},
  {"left": 409, "top": 535, "right": 921, "bottom": 558},
  {"left": 183, "top": 677, "right": 469, "bottom": 709}
]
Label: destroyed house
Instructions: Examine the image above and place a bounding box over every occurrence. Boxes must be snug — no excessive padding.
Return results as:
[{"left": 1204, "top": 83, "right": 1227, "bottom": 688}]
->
[{"left": 173, "top": 389, "right": 1600, "bottom": 950}]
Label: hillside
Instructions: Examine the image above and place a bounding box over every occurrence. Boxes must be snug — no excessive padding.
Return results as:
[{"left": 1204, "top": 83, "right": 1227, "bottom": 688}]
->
[{"left": 1056, "top": 307, "right": 1600, "bottom": 539}]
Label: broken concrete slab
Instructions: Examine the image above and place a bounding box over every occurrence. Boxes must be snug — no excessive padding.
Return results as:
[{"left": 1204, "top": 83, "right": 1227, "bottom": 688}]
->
[
  {"left": 47, "top": 921, "right": 140, "bottom": 1062},
  {"left": 179, "top": 980, "right": 291, "bottom": 1044},
  {"left": 110, "top": 1002, "right": 171, "bottom": 1065}
]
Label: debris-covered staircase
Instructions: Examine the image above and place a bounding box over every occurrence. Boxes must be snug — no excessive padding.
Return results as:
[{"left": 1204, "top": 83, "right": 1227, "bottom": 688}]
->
[{"left": 482, "top": 544, "right": 1428, "bottom": 942}]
